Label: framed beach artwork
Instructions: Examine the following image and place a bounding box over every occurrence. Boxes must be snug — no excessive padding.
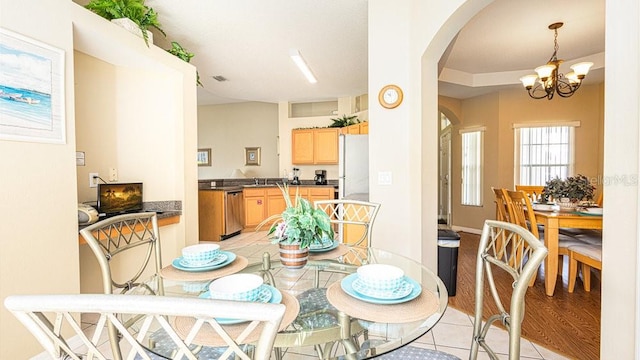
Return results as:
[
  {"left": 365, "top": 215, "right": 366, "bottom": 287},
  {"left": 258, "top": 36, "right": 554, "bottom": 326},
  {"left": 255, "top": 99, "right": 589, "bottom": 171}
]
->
[{"left": 0, "top": 28, "right": 65, "bottom": 144}]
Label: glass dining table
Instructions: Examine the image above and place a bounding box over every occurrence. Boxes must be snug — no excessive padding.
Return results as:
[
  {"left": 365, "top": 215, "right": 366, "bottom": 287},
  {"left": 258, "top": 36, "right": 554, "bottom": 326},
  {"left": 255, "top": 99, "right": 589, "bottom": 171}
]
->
[{"left": 142, "top": 243, "right": 449, "bottom": 359}]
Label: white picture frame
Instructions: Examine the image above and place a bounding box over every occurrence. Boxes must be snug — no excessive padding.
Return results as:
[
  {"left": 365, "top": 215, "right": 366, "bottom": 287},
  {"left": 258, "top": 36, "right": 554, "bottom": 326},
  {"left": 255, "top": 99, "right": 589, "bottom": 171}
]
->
[{"left": 0, "top": 27, "right": 66, "bottom": 144}]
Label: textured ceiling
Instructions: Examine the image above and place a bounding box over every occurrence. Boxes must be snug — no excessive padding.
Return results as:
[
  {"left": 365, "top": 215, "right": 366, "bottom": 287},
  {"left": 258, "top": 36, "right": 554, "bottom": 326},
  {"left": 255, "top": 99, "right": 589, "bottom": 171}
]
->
[{"left": 114, "top": 0, "right": 605, "bottom": 104}]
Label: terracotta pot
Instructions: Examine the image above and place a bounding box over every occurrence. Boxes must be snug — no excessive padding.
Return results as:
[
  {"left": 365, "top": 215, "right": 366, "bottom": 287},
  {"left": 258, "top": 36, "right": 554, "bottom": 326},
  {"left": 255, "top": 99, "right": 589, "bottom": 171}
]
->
[{"left": 278, "top": 243, "right": 309, "bottom": 269}]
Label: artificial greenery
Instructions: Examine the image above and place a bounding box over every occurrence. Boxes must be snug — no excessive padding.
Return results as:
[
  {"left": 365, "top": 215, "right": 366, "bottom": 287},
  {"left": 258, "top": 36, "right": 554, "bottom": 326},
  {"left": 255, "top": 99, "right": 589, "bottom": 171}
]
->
[
  {"left": 166, "top": 42, "right": 203, "bottom": 87},
  {"left": 542, "top": 174, "right": 595, "bottom": 202},
  {"left": 257, "top": 184, "right": 334, "bottom": 249},
  {"left": 328, "top": 114, "right": 360, "bottom": 128},
  {"left": 85, "top": 0, "right": 165, "bottom": 47}
]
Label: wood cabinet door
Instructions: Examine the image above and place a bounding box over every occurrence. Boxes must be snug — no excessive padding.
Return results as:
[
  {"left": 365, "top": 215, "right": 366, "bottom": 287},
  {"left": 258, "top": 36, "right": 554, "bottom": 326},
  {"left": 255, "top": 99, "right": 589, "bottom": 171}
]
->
[
  {"left": 198, "top": 190, "right": 225, "bottom": 241},
  {"left": 313, "top": 128, "right": 339, "bottom": 164},
  {"left": 292, "top": 129, "right": 314, "bottom": 164},
  {"left": 307, "top": 187, "right": 333, "bottom": 205},
  {"left": 360, "top": 122, "right": 368, "bottom": 134},
  {"left": 244, "top": 190, "right": 266, "bottom": 228}
]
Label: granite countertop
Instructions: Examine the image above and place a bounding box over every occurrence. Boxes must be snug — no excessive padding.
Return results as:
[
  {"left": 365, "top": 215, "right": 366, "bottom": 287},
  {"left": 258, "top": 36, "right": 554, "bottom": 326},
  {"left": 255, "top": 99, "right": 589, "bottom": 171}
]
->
[{"left": 200, "top": 183, "right": 338, "bottom": 191}]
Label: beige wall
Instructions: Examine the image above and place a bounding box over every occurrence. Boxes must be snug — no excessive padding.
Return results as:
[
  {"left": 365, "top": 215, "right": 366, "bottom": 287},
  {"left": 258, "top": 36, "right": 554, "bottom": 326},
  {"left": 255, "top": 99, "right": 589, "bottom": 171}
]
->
[
  {"left": 0, "top": 2, "right": 198, "bottom": 358},
  {"left": 446, "top": 83, "right": 605, "bottom": 230},
  {"left": 198, "top": 102, "right": 279, "bottom": 179}
]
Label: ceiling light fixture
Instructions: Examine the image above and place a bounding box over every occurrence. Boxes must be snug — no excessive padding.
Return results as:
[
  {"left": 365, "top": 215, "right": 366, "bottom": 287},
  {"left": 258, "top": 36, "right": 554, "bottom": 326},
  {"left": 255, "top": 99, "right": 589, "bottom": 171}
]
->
[
  {"left": 519, "top": 22, "right": 593, "bottom": 100},
  {"left": 289, "top": 49, "right": 317, "bottom": 84}
]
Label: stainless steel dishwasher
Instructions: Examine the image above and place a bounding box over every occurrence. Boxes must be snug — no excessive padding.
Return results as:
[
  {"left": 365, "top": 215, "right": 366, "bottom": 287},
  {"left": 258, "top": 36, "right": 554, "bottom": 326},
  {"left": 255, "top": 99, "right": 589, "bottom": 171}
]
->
[{"left": 223, "top": 189, "right": 243, "bottom": 239}]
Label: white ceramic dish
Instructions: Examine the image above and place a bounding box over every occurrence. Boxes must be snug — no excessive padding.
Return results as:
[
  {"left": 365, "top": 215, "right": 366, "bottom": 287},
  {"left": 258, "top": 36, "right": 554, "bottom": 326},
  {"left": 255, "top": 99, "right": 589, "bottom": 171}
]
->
[
  {"left": 181, "top": 243, "right": 221, "bottom": 266},
  {"left": 208, "top": 273, "right": 263, "bottom": 301},
  {"left": 579, "top": 207, "right": 603, "bottom": 215},
  {"left": 357, "top": 264, "right": 404, "bottom": 291}
]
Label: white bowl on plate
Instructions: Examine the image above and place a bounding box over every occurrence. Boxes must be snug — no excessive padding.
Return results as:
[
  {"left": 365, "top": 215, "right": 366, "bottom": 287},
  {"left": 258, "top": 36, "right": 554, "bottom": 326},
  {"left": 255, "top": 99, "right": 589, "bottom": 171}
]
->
[
  {"left": 208, "top": 273, "right": 264, "bottom": 302},
  {"left": 357, "top": 264, "right": 404, "bottom": 291},
  {"left": 181, "top": 244, "right": 220, "bottom": 266},
  {"left": 584, "top": 207, "right": 603, "bottom": 215}
]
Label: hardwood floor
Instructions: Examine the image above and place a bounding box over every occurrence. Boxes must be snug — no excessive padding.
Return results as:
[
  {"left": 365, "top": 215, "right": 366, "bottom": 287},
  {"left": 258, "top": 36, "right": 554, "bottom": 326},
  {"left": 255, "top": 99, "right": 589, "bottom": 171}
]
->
[{"left": 448, "top": 231, "right": 601, "bottom": 360}]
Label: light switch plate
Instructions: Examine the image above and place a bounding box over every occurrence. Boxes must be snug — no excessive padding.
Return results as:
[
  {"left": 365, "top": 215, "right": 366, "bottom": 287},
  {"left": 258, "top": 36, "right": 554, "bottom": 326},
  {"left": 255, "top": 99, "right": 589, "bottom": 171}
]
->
[
  {"left": 109, "top": 168, "right": 118, "bottom": 182},
  {"left": 378, "top": 171, "right": 392, "bottom": 185}
]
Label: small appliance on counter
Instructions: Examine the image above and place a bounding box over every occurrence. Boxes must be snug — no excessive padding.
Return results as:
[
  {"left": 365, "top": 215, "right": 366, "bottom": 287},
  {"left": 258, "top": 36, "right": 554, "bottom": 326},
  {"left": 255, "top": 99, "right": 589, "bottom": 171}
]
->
[
  {"left": 78, "top": 203, "right": 99, "bottom": 225},
  {"left": 291, "top": 167, "right": 301, "bottom": 185},
  {"left": 314, "top": 170, "right": 327, "bottom": 185}
]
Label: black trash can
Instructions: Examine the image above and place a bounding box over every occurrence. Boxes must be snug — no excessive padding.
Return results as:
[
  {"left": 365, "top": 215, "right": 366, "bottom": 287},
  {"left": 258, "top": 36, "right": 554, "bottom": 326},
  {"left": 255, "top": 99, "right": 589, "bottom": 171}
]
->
[{"left": 437, "top": 229, "right": 461, "bottom": 297}]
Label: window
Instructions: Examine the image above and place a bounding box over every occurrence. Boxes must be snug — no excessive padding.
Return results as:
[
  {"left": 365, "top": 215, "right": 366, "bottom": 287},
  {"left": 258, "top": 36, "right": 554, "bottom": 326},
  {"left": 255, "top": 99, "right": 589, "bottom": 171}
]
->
[
  {"left": 461, "top": 129, "right": 483, "bottom": 206},
  {"left": 515, "top": 125, "right": 576, "bottom": 185}
]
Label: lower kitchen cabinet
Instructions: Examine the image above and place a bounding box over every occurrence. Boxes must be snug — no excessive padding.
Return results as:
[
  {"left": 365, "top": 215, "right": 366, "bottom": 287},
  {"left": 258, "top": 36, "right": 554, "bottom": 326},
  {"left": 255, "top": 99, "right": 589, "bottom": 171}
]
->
[
  {"left": 244, "top": 186, "right": 335, "bottom": 230},
  {"left": 198, "top": 190, "right": 225, "bottom": 241}
]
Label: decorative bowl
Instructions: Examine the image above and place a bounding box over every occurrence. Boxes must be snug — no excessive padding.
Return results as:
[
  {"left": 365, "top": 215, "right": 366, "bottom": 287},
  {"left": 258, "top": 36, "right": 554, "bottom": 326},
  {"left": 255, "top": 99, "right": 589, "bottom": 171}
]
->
[
  {"left": 357, "top": 264, "right": 404, "bottom": 291},
  {"left": 181, "top": 244, "right": 220, "bottom": 266},
  {"left": 208, "top": 274, "right": 264, "bottom": 302}
]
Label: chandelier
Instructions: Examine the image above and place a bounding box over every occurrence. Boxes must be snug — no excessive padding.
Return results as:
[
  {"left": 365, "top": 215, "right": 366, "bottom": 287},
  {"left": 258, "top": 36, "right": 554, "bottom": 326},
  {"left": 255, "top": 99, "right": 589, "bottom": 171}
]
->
[{"left": 519, "top": 22, "right": 593, "bottom": 100}]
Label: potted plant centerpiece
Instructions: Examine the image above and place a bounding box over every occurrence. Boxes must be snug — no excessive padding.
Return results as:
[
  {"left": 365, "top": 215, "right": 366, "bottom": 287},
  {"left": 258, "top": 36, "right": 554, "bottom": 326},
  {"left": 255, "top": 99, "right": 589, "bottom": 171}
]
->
[
  {"left": 542, "top": 174, "right": 595, "bottom": 210},
  {"left": 258, "top": 184, "right": 334, "bottom": 268},
  {"left": 85, "top": 0, "right": 165, "bottom": 46}
]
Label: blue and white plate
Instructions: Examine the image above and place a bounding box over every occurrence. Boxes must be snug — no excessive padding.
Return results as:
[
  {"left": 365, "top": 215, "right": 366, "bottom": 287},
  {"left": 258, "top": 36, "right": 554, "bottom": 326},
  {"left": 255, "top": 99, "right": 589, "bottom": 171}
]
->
[
  {"left": 178, "top": 253, "right": 228, "bottom": 268},
  {"left": 351, "top": 276, "right": 414, "bottom": 300},
  {"left": 171, "top": 251, "right": 236, "bottom": 272},
  {"left": 199, "top": 285, "right": 282, "bottom": 325},
  {"left": 341, "top": 273, "right": 422, "bottom": 304},
  {"left": 309, "top": 240, "right": 339, "bottom": 253}
]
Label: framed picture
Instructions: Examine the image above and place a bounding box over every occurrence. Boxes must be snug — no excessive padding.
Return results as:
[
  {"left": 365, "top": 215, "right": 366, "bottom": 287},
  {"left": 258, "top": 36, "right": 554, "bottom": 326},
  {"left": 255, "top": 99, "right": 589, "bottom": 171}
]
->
[
  {"left": 0, "top": 28, "right": 65, "bottom": 144},
  {"left": 197, "top": 148, "right": 211, "bottom": 166},
  {"left": 245, "top": 147, "right": 261, "bottom": 166}
]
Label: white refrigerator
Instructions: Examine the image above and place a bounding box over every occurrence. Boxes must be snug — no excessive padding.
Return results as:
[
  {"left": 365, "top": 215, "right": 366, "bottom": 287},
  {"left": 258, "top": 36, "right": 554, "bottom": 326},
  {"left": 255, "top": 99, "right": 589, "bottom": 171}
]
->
[{"left": 338, "top": 134, "right": 369, "bottom": 199}]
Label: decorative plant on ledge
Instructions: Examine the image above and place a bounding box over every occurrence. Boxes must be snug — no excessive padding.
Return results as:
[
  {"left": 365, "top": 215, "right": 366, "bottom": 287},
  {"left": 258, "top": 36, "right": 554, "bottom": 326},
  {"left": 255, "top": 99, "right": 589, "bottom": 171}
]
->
[
  {"left": 166, "top": 42, "right": 203, "bottom": 87},
  {"left": 542, "top": 174, "right": 595, "bottom": 203},
  {"left": 86, "top": 0, "right": 166, "bottom": 47},
  {"left": 328, "top": 114, "right": 360, "bottom": 128}
]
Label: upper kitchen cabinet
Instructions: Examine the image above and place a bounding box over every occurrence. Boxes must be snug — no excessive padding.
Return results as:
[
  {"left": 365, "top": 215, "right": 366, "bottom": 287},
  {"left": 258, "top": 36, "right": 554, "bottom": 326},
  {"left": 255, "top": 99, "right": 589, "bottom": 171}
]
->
[
  {"left": 292, "top": 128, "right": 339, "bottom": 164},
  {"left": 340, "top": 122, "right": 368, "bottom": 135}
]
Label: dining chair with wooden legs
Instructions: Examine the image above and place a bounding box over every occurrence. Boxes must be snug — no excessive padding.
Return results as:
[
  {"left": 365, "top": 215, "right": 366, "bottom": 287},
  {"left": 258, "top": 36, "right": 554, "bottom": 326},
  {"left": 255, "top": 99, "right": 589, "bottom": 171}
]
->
[
  {"left": 568, "top": 243, "right": 602, "bottom": 292},
  {"left": 514, "top": 185, "right": 545, "bottom": 202},
  {"left": 470, "top": 220, "right": 548, "bottom": 360},
  {"left": 505, "top": 189, "right": 587, "bottom": 285}
]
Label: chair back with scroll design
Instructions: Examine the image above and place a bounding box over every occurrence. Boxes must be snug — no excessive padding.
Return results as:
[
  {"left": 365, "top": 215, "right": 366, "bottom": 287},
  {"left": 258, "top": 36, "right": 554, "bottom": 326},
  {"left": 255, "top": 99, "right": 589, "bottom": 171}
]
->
[
  {"left": 5, "top": 294, "right": 285, "bottom": 360},
  {"left": 470, "top": 220, "right": 547, "bottom": 360},
  {"left": 80, "top": 212, "right": 164, "bottom": 360},
  {"left": 314, "top": 200, "right": 380, "bottom": 266}
]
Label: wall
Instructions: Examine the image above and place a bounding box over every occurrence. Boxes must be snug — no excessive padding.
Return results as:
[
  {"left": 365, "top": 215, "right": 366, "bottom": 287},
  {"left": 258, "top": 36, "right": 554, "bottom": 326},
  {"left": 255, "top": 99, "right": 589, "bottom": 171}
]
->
[
  {"left": 197, "top": 102, "right": 279, "bottom": 179},
  {"left": 447, "top": 83, "right": 604, "bottom": 231},
  {"left": 0, "top": 1, "right": 198, "bottom": 358},
  {"left": 0, "top": 1, "right": 80, "bottom": 358}
]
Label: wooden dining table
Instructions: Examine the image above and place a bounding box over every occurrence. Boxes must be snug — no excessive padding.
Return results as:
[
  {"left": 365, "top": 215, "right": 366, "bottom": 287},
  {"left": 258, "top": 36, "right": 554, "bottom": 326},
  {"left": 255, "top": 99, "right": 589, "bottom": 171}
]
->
[{"left": 534, "top": 211, "right": 603, "bottom": 296}]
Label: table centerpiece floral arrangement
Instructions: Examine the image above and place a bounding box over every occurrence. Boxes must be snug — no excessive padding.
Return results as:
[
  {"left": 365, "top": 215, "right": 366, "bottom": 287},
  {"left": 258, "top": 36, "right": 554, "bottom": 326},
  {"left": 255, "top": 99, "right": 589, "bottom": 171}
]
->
[
  {"left": 541, "top": 174, "right": 595, "bottom": 209},
  {"left": 259, "top": 184, "right": 334, "bottom": 248}
]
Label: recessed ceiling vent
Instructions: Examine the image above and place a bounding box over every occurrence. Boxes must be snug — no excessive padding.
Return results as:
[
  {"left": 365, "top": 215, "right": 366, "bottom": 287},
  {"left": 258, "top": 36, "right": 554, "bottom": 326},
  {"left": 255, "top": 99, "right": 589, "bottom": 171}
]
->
[{"left": 212, "top": 75, "right": 228, "bottom": 82}]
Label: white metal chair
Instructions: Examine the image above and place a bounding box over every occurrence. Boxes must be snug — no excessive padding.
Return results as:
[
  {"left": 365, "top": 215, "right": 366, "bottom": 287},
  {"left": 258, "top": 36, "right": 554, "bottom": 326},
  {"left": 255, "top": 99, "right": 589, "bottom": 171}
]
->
[
  {"left": 470, "top": 220, "right": 548, "bottom": 360},
  {"left": 314, "top": 199, "right": 381, "bottom": 265},
  {"left": 4, "top": 293, "right": 285, "bottom": 360},
  {"left": 79, "top": 212, "right": 164, "bottom": 359}
]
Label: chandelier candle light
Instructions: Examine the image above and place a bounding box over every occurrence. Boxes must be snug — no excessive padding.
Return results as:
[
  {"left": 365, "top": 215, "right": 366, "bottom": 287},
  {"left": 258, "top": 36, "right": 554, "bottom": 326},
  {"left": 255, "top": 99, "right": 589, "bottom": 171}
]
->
[{"left": 519, "top": 22, "right": 593, "bottom": 100}]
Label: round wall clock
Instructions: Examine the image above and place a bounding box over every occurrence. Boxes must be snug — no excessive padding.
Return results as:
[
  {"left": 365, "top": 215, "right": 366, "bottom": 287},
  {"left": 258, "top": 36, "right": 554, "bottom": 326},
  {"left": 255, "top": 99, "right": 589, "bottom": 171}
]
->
[{"left": 378, "top": 84, "right": 403, "bottom": 109}]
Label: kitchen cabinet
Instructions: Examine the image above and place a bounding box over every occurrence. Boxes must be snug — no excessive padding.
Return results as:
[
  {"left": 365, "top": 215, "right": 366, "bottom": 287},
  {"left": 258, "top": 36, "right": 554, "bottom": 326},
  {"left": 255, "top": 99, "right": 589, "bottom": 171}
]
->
[
  {"left": 244, "top": 186, "right": 335, "bottom": 229},
  {"left": 339, "top": 122, "right": 368, "bottom": 135},
  {"left": 198, "top": 190, "right": 224, "bottom": 241},
  {"left": 292, "top": 128, "right": 339, "bottom": 164},
  {"left": 244, "top": 188, "right": 266, "bottom": 228}
]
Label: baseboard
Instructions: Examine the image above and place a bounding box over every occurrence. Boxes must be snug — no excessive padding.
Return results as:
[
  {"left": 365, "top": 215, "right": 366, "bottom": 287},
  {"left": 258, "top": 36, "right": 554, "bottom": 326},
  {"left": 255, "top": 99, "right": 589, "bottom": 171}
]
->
[{"left": 451, "top": 225, "right": 482, "bottom": 235}]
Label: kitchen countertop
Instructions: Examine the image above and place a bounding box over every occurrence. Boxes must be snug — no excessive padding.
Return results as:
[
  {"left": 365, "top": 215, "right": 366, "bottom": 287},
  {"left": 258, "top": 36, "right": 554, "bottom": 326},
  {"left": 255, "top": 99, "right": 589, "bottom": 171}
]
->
[{"left": 200, "top": 184, "right": 337, "bottom": 191}]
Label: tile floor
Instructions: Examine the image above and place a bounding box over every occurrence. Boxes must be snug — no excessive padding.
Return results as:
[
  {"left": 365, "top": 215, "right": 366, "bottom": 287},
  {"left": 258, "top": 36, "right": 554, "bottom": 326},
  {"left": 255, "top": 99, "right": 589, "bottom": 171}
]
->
[{"left": 74, "top": 231, "right": 571, "bottom": 360}]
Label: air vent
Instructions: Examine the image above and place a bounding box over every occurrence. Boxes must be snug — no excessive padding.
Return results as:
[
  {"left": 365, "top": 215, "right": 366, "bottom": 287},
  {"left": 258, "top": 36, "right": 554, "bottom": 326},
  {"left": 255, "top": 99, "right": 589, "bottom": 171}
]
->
[{"left": 212, "top": 75, "right": 228, "bottom": 82}]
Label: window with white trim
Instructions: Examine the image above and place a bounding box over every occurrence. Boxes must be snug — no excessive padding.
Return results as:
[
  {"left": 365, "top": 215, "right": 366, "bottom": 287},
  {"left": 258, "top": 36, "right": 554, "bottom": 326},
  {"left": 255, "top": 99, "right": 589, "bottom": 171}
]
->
[
  {"left": 515, "top": 125, "right": 576, "bottom": 186},
  {"left": 461, "top": 129, "right": 483, "bottom": 206}
]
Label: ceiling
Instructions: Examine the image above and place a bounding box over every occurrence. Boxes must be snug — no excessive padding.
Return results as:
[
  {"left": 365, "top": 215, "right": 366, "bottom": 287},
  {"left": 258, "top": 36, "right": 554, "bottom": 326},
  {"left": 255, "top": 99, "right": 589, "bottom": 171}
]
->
[{"left": 142, "top": 0, "right": 605, "bottom": 105}]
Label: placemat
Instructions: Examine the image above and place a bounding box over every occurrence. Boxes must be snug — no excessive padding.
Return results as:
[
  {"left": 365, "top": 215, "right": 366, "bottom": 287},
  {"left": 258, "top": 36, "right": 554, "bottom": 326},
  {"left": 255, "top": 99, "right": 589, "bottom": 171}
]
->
[
  {"left": 325, "top": 281, "right": 439, "bottom": 324},
  {"left": 160, "top": 256, "right": 249, "bottom": 282},
  {"left": 173, "top": 291, "right": 300, "bottom": 347},
  {"left": 308, "top": 244, "right": 350, "bottom": 260}
]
